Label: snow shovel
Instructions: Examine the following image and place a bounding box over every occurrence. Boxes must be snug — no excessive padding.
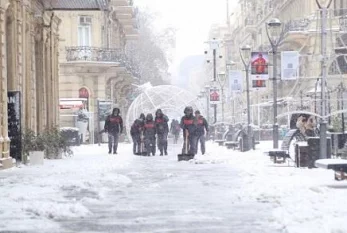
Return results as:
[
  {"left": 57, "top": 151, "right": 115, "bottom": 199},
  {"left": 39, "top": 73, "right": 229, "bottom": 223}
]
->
[{"left": 178, "top": 130, "right": 195, "bottom": 161}]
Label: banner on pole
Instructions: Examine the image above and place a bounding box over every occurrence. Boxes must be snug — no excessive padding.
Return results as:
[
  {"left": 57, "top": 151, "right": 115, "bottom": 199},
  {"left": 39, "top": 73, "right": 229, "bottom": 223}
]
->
[
  {"left": 252, "top": 80, "right": 266, "bottom": 89},
  {"left": 281, "top": 51, "right": 299, "bottom": 80},
  {"left": 209, "top": 87, "right": 221, "bottom": 104},
  {"left": 251, "top": 52, "right": 269, "bottom": 80},
  {"left": 229, "top": 70, "right": 243, "bottom": 93}
]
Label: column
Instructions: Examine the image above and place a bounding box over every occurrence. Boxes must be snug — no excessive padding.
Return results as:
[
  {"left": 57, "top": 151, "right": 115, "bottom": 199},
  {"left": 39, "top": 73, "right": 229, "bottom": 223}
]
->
[{"left": 0, "top": 0, "right": 11, "bottom": 163}]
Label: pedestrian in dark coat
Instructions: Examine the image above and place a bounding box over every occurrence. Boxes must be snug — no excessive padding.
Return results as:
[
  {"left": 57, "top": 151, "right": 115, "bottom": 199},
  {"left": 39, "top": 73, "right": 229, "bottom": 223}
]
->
[
  {"left": 143, "top": 113, "right": 157, "bottom": 156},
  {"left": 155, "top": 109, "right": 169, "bottom": 155},
  {"left": 104, "top": 108, "right": 123, "bottom": 154},
  {"left": 180, "top": 106, "right": 198, "bottom": 155},
  {"left": 194, "top": 110, "right": 209, "bottom": 155},
  {"left": 130, "top": 113, "right": 145, "bottom": 155}
]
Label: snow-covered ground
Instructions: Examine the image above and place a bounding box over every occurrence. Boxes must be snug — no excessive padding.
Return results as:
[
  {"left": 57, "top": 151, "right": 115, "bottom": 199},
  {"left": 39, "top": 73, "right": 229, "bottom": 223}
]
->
[{"left": 0, "top": 140, "right": 346, "bottom": 233}]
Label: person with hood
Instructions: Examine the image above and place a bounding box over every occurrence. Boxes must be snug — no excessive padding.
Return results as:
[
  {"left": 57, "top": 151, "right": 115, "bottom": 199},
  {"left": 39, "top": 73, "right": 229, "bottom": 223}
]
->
[
  {"left": 104, "top": 108, "right": 123, "bottom": 154},
  {"left": 194, "top": 110, "right": 209, "bottom": 155},
  {"left": 155, "top": 109, "right": 169, "bottom": 155},
  {"left": 180, "top": 106, "right": 197, "bottom": 155},
  {"left": 130, "top": 113, "right": 145, "bottom": 155},
  {"left": 143, "top": 113, "right": 156, "bottom": 156}
]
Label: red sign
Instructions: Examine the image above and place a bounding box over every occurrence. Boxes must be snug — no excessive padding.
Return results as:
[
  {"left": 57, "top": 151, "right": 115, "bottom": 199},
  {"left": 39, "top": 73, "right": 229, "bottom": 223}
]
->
[
  {"left": 209, "top": 88, "right": 220, "bottom": 103},
  {"left": 79, "top": 88, "right": 89, "bottom": 98}
]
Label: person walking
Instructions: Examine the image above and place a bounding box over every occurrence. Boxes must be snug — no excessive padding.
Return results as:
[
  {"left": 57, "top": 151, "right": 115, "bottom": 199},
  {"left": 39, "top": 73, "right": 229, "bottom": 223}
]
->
[
  {"left": 130, "top": 113, "right": 145, "bottom": 155},
  {"left": 155, "top": 109, "right": 169, "bottom": 155},
  {"left": 143, "top": 113, "right": 157, "bottom": 156},
  {"left": 180, "top": 106, "right": 197, "bottom": 155},
  {"left": 104, "top": 108, "right": 123, "bottom": 154},
  {"left": 170, "top": 119, "right": 180, "bottom": 144},
  {"left": 194, "top": 110, "right": 209, "bottom": 155}
]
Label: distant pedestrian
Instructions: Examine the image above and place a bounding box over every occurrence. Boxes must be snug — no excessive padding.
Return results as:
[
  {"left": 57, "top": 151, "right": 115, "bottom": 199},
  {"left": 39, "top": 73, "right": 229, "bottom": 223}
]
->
[
  {"left": 170, "top": 119, "right": 180, "bottom": 144},
  {"left": 104, "top": 108, "right": 123, "bottom": 154},
  {"left": 130, "top": 113, "right": 145, "bottom": 155},
  {"left": 155, "top": 109, "right": 169, "bottom": 155},
  {"left": 143, "top": 113, "right": 157, "bottom": 156},
  {"left": 194, "top": 110, "right": 209, "bottom": 155}
]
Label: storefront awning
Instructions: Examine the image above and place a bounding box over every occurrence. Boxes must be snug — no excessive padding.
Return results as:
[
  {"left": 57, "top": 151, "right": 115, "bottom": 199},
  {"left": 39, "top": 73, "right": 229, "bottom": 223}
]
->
[{"left": 59, "top": 100, "right": 84, "bottom": 110}]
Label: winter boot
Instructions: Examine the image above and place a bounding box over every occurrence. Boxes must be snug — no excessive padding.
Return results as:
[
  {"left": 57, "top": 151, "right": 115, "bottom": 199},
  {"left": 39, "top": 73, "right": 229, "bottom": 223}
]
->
[{"left": 164, "top": 150, "right": 168, "bottom": 155}]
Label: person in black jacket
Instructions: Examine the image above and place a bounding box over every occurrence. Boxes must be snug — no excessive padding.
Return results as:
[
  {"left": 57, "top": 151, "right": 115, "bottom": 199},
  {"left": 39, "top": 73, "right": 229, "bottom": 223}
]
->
[
  {"left": 194, "top": 110, "right": 209, "bottom": 155},
  {"left": 180, "top": 106, "right": 197, "bottom": 154},
  {"left": 143, "top": 113, "right": 156, "bottom": 156},
  {"left": 130, "top": 113, "right": 145, "bottom": 155},
  {"left": 155, "top": 109, "right": 169, "bottom": 155},
  {"left": 104, "top": 108, "right": 123, "bottom": 154}
]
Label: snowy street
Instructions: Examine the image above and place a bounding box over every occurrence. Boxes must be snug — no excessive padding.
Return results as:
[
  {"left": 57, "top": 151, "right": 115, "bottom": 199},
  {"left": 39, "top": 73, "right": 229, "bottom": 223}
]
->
[{"left": 1, "top": 141, "right": 347, "bottom": 233}]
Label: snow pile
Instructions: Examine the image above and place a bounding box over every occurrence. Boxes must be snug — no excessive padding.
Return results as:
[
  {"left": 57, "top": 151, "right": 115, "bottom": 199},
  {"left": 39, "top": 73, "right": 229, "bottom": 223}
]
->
[
  {"left": 0, "top": 144, "right": 134, "bottom": 232},
  {"left": 194, "top": 141, "right": 347, "bottom": 233}
]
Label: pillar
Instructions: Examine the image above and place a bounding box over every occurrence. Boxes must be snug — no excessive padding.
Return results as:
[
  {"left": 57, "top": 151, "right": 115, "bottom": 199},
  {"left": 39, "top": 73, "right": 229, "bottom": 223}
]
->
[{"left": 0, "top": 0, "right": 12, "bottom": 167}]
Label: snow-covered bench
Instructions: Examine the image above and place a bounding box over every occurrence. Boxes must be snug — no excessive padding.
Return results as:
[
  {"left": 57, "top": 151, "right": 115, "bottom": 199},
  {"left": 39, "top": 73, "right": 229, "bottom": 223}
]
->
[
  {"left": 315, "top": 159, "right": 347, "bottom": 181},
  {"left": 266, "top": 129, "right": 305, "bottom": 164}
]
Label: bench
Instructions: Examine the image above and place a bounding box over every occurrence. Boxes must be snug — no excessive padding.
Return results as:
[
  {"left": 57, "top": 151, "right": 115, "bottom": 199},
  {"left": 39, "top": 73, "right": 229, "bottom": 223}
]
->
[
  {"left": 266, "top": 129, "right": 300, "bottom": 164},
  {"left": 315, "top": 159, "right": 347, "bottom": 181},
  {"left": 224, "top": 130, "right": 242, "bottom": 149}
]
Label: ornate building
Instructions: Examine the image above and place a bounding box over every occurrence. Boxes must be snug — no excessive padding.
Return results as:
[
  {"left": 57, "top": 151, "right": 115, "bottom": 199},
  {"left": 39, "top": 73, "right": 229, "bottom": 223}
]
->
[
  {"left": 0, "top": 0, "right": 61, "bottom": 169},
  {"left": 55, "top": 0, "right": 138, "bottom": 142},
  {"left": 225, "top": 0, "right": 347, "bottom": 126}
]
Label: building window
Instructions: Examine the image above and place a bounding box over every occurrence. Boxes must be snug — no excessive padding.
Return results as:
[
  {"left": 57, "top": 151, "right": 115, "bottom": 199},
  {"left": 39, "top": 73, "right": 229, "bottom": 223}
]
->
[{"left": 78, "top": 16, "right": 92, "bottom": 46}]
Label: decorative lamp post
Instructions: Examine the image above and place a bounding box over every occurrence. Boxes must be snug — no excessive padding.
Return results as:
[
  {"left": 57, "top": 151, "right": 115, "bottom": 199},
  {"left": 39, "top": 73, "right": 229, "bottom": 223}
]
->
[
  {"left": 266, "top": 18, "right": 284, "bottom": 149},
  {"left": 316, "top": 0, "right": 333, "bottom": 159},
  {"left": 240, "top": 45, "right": 252, "bottom": 151}
]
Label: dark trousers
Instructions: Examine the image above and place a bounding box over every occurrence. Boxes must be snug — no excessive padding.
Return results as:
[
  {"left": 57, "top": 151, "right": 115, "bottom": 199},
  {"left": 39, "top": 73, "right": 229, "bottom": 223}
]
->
[
  {"left": 132, "top": 134, "right": 141, "bottom": 154},
  {"left": 195, "top": 134, "right": 206, "bottom": 154},
  {"left": 108, "top": 133, "right": 119, "bottom": 153},
  {"left": 182, "top": 135, "right": 197, "bottom": 154},
  {"left": 157, "top": 133, "right": 168, "bottom": 153},
  {"left": 144, "top": 137, "right": 156, "bottom": 156}
]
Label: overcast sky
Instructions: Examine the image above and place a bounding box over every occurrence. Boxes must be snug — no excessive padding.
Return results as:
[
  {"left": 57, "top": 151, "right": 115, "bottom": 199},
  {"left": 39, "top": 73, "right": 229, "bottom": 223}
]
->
[{"left": 134, "top": 0, "right": 237, "bottom": 74}]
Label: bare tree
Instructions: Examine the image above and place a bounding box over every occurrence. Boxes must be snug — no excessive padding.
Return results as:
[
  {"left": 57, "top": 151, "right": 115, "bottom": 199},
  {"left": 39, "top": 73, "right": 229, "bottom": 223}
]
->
[{"left": 126, "top": 9, "right": 176, "bottom": 85}]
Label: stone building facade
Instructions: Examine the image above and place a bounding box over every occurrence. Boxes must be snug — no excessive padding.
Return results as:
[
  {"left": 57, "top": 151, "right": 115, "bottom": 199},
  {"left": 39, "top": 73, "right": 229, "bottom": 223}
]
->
[
  {"left": 55, "top": 0, "right": 138, "bottom": 142},
  {"left": 0, "top": 0, "right": 61, "bottom": 168}
]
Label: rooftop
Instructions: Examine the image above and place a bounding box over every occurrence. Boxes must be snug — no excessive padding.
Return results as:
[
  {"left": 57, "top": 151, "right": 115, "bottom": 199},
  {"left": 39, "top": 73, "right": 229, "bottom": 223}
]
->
[{"left": 41, "top": 0, "right": 109, "bottom": 11}]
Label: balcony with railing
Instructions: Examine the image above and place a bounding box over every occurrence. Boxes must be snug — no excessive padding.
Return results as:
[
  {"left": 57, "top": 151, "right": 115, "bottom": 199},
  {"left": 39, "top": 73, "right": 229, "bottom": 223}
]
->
[
  {"left": 66, "top": 46, "right": 140, "bottom": 77},
  {"left": 282, "top": 18, "right": 311, "bottom": 44}
]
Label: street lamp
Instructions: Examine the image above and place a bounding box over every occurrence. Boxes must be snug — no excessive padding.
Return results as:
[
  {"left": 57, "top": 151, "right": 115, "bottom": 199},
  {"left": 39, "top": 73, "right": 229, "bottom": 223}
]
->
[
  {"left": 266, "top": 17, "right": 284, "bottom": 149},
  {"left": 239, "top": 45, "right": 252, "bottom": 151},
  {"left": 204, "top": 85, "right": 211, "bottom": 123},
  {"left": 316, "top": 0, "right": 333, "bottom": 159},
  {"left": 217, "top": 72, "right": 227, "bottom": 122},
  {"left": 205, "top": 38, "right": 222, "bottom": 123}
]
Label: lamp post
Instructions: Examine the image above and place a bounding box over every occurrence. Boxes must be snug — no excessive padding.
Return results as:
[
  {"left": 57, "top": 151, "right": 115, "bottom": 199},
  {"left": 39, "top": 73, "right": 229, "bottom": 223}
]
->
[
  {"left": 205, "top": 38, "right": 222, "bottom": 123},
  {"left": 240, "top": 45, "right": 252, "bottom": 151},
  {"left": 217, "top": 72, "right": 227, "bottom": 122},
  {"left": 266, "top": 18, "right": 284, "bottom": 149},
  {"left": 316, "top": 0, "right": 332, "bottom": 159}
]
